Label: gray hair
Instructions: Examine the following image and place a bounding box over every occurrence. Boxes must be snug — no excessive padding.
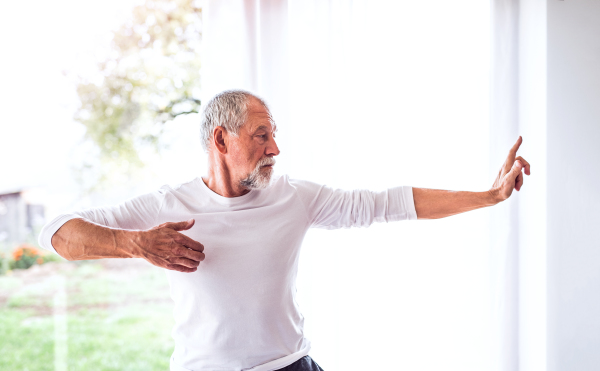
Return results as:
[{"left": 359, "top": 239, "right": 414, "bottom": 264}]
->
[{"left": 200, "top": 90, "right": 271, "bottom": 153}]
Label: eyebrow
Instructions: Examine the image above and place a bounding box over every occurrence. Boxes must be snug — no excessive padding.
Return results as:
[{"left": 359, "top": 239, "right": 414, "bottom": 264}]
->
[{"left": 254, "top": 124, "right": 278, "bottom": 134}]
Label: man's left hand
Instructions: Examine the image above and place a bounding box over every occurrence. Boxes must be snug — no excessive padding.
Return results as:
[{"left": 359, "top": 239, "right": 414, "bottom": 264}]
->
[{"left": 490, "top": 136, "right": 531, "bottom": 202}]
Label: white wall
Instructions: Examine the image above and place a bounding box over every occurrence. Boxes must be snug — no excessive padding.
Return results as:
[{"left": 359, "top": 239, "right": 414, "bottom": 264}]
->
[{"left": 547, "top": 1, "right": 600, "bottom": 371}]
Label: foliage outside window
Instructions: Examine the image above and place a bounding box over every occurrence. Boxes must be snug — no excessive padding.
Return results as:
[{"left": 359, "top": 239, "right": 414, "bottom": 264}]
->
[{"left": 72, "top": 0, "right": 202, "bottom": 190}]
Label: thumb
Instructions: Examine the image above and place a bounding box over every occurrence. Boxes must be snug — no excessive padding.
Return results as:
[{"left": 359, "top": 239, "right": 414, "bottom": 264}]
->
[
  {"left": 167, "top": 219, "right": 195, "bottom": 231},
  {"left": 507, "top": 160, "right": 523, "bottom": 182}
]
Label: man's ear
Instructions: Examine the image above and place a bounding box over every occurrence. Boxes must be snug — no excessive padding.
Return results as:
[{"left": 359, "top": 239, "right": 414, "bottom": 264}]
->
[{"left": 213, "top": 126, "right": 228, "bottom": 155}]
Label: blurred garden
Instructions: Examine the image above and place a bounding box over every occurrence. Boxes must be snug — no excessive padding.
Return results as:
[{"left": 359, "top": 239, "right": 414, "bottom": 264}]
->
[
  {"left": 0, "top": 257, "right": 175, "bottom": 371},
  {"left": 0, "top": 0, "right": 202, "bottom": 369},
  {"left": 0, "top": 193, "right": 178, "bottom": 370},
  {"left": 1, "top": 245, "right": 61, "bottom": 274},
  {"left": 0, "top": 193, "right": 175, "bottom": 371}
]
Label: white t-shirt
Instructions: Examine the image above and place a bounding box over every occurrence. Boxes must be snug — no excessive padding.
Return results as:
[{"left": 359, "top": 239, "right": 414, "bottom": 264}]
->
[{"left": 39, "top": 175, "right": 417, "bottom": 371}]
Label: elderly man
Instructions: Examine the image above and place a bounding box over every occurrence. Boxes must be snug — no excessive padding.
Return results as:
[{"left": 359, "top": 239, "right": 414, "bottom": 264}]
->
[{"left": 39, "top": 90, "right": 530, "bottom": 371}]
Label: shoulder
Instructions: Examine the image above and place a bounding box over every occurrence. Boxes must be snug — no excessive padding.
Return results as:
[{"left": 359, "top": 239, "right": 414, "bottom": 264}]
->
[
  {"left": 270, "top": 174, "right": 325, "bottom": 197},
  {"left": 269, "top": 174, "right": 308, "bottom": 190},
  {"left": 149, "top": 178, "right": 205, "bottom": 209},
  {"left": 157, "top": 178, "right": 201, "bottom": 195}
]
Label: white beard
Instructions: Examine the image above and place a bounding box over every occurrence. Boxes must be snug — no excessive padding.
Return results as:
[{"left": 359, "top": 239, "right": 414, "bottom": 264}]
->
[{"left": 239, "top": 157, "right": 276, "bottom": 190}]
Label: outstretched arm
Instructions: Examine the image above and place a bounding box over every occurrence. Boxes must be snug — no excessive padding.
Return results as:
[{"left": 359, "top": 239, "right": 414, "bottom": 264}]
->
[
  {"left": 413, "top": 136, "right": 531, "bottom": 220},
  {"left": 52, "top": 218, "right": 204, "bottom": 273},
  {"left": 40, "top": 190, "right": 205, "bottom": 273}
]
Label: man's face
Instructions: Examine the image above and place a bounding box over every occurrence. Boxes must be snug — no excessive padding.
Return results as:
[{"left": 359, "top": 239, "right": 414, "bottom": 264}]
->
[{"left": 227, "top": 98, "right": 280, "bottom": 189}]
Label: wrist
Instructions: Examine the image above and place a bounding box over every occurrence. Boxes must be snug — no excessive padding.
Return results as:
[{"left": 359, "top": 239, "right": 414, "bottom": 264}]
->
[
  {"left": 486, "top": 188, "right": 503, "bottom": 205},
  {"left": 115, "top": 229, "right": 142, "bottom": 258}
]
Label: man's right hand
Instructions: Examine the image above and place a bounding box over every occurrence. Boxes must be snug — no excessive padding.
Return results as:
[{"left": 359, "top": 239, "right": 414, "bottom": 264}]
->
[
  {"left": 52, "top": 217, "right": 205, "bottom": 273},
  {"left": 131, "top": 219, "right": 205, "bottom": 273}
]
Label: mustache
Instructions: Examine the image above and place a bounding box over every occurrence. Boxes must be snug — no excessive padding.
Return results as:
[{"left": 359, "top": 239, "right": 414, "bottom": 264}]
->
[{"left": 257, "top": 157, "right": 276, "bottom": 167}]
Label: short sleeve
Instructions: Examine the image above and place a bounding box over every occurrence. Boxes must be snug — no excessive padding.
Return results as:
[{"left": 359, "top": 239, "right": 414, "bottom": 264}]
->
[
  {"left": 290, "top": 179, "right": 417, "bottom": 229},
  {"left": 38, "top": 188, "right": 166, "bottom": 254}
]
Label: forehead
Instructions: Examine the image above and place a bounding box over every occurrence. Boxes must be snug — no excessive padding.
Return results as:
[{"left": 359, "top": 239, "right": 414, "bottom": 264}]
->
[{"left": 244, "top": 98, "right": 277, "bottom": 133}]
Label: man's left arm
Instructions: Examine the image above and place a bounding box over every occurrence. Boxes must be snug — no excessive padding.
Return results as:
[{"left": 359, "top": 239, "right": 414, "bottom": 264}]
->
[{"left": 413, "top": 136, "right": 531, "bottom": 220}]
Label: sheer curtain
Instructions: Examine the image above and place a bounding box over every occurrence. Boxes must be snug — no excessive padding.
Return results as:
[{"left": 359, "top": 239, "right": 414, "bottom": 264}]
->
[
  {"left": 202, "top": 1, "right": 492, "bottom": 370},
  {"left": 489, "top": 1, "right": 519, "bottom": 371}
]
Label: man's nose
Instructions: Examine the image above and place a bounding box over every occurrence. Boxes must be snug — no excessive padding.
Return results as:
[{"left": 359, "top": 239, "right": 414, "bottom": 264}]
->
[{"left": 266, "top": 137, "right": 280, "bottom": 156}]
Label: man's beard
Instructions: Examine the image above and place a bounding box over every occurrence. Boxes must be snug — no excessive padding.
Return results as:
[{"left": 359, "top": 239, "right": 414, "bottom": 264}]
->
[{"left": 239, "top": 157, "right": 276, "bottom": 190}]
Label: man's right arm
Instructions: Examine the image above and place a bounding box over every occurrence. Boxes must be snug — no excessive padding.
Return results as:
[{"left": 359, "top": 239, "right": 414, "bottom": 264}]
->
[{"left": 52, "top": 218, "right": 204, "bottom": 273}]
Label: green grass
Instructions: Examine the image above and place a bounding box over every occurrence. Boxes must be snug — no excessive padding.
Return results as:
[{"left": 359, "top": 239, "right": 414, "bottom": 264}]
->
[
  {"left": 0, "top": 309, "right": 55, "bottom": 370},
  {"left": 0, "top": 260, "right": 175, "bottom": 370}
]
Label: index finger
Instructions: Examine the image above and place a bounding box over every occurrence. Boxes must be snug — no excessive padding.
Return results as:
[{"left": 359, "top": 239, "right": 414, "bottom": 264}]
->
[
  {"left": 502, "top": 136, "right": 522, "bottom": 174},
  {"left": 508, "top": 136, "right": 523, "bottom": 158},
  {"left": 175, "top": 233, "right": 204, "bottom": 252}
]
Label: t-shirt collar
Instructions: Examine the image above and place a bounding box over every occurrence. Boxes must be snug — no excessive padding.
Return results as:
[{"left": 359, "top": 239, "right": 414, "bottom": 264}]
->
[{"left": 196, "top": 177, "right": 257, "bottom": 205}]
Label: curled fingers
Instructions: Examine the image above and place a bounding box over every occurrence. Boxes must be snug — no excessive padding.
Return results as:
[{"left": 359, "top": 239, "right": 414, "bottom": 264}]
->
[{"left": 516, "top": 156, "right": 531, "bottom": 175}]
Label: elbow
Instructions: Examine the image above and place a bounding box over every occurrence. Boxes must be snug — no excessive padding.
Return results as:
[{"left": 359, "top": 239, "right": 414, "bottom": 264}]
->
[
  {"left": 51, "top": 234, "right": 74, "bottom": 261},
  {"left": 39, "top": 224, "right": 72, "bottom": 261},
  {"left": 57, "top": 251, "right": 73, "bottom": 261}
]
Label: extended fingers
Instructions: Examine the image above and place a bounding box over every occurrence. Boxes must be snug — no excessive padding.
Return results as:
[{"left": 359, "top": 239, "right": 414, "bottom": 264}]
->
[
  {"left": 142, "top": 224, "right": 205, "bottom": 273},
  {"left": 175, "top": 233, "right": 204, "bottom": 252},
  {"left": 168, "top": 256, "right": 200, "bottom": 269},
  {"left": 181, "top": 248, "right": 205, "bottom": 263},
  {"left": 501, "top": 136, "right": 524, "bottom": 175},
  {"left": 166, "top": 263, "right": 197, "bottom": 273},
  {"left": 504, "top": 136, "right": 523, "bottom": 171},
  {"left": 170, "top": 243, "right": 205, "bottom": 262},
  {"left": 509, "top": 136, "right": 523, "bottom": 156}
]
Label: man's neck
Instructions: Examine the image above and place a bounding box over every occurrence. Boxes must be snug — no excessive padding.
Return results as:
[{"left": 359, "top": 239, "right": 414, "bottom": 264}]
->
[{"left": 203, "top": 159, "right": 250, "bottom": 198}]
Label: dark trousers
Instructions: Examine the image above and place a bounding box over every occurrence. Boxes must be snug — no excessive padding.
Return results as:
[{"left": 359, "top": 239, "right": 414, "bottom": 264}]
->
[{"left": 277, "top": 356, "right": 324, "bottom": 371}]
